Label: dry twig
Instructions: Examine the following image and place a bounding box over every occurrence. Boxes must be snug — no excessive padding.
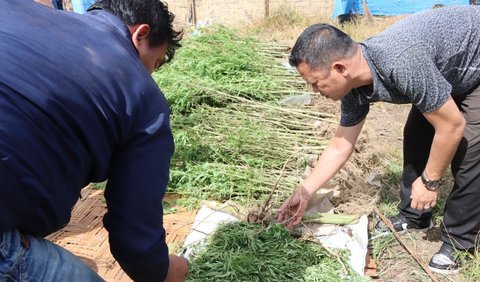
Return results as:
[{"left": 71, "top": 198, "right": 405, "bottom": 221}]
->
[{"left": 374, "top": 206, "right": 438, "bottom": 282}]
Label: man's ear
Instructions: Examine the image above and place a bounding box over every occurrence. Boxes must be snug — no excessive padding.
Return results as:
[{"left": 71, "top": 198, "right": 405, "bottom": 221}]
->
[
  {"left": 332, "top": 62, "right": 349, "bottom": 77},
  {"left": 129, "top": 24, "right": 151, "bottom": 50}
]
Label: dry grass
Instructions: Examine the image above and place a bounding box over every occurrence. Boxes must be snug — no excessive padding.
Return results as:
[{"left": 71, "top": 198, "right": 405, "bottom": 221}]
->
[
  {"left": 339, "top": 16, "right": 406, "bottom": 41},
  {"left": 245, "top": 9, "right": 404, "bottom": 46}
]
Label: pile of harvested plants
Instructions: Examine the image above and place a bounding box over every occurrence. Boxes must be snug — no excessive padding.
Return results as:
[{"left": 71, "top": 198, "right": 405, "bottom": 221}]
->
[{"left": 187, "top": 222, "right": 369, "bottom": 282}]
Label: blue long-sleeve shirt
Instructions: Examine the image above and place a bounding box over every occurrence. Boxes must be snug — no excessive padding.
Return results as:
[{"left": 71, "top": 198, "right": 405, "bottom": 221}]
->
[{"left": 0, "top": 1, "right": 173, "bottom": 280}]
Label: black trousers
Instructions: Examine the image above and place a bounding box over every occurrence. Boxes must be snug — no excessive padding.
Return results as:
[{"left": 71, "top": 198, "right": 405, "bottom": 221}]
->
[{"left": 398, "top": 87, "right": 480, "bottom": 250}]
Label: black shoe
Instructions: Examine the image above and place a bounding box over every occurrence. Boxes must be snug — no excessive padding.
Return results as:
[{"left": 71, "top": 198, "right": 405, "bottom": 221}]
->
[
  {"left": 374, "top": 213, "right": 433, "bottom": 234},
  {"left": 428, "top": 243, "right": 464, "bottom": 274}
]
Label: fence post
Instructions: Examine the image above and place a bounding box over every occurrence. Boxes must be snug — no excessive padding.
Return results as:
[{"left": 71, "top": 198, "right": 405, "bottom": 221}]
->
[
  {"left": 187, "top": 0, "right": 197, "bottom": 25},
  {"left": 265, "top": 0, "right": 269, "bottom": 18}
]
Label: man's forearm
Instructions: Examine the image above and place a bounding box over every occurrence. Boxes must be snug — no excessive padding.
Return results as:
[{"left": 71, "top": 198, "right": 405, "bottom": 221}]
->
[
  {"left": 423, "top": 97, "right": 466, "bottom": 181},
  {"left": 302, "top": 145, "right": 352, "bottom": 195},
  {"left": 425, "top": 129, "right": 464, "bottom": 180},
  {"left": 302, "top": 121, "right": 365, "bottom": 195}
]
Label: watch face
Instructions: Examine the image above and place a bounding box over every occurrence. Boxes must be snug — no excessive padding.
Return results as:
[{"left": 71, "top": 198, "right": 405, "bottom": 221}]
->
[
  {"left": 427, "top": 181, "right": 440, "bottom": 190},
  {"left": 421, "top": 172, "right": 441, "bottom": 190}
]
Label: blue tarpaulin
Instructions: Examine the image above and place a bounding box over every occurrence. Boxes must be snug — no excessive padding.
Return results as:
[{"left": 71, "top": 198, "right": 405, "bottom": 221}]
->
[
  {"left": 333, "top": 0, "right": 471, "bottom": 17},
  {"left": 72, "top": 0, "right": 95, "bottom": 14}
]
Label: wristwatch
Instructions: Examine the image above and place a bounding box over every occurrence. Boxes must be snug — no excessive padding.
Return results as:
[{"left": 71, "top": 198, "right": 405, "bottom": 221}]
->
[{"left": 420, "top": 171, "right": 441, "bottom": 191}]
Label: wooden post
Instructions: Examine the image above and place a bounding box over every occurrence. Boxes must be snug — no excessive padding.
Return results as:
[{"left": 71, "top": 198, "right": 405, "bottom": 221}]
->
[
  {"left": 192, "top": 0, "right": 197, "bottom": 25},
  {"left": 361, "top": 0, "right": 374, "bottom": 24},
  {"left": 188, "top": 0, "right": 197, "bottom": 25},
  {"left": 265, "top": 0, "right": 269, "bottom": 18}
]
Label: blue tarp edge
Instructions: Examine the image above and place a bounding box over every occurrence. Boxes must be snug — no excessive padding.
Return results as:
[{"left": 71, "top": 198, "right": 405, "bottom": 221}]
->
[{"left": 333, "top": 0, "right": 471, "bottom": 18}]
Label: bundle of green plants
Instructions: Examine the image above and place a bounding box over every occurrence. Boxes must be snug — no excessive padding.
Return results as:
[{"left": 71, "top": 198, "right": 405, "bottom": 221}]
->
[
  {"left": 171, "top": 101, "right": 331, "bottom": 169},
  {"left": 153, "top": 26, "right": 336, "bottom": 209},
  {"left": 169, "top": 162, "right": 299, "bottom": 208},
  {"left": 187, "top": 221, "right": 369, "bottom": 282},
  {"left": 153, "top": 25, "right": 306, "bottom": 114},
  {"left": 168, "top": 99, "right": 333, "bottom": 207}
]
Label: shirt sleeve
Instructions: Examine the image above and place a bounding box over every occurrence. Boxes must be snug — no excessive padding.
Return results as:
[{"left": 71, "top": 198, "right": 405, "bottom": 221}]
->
[
  {"left": 340, "top": 91, "right": 370, "bottom": 127},
  {"left": 103, "top": 110, "right": 174, "bottom": 282},
  {"left": 391, "top": 44, "right": 451, "bottom": 113}
]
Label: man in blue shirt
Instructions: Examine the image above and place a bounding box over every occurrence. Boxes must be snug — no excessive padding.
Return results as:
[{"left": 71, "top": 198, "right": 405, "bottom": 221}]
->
[{"left": 0, "top": 0, "right": 187, "bottom": 281}]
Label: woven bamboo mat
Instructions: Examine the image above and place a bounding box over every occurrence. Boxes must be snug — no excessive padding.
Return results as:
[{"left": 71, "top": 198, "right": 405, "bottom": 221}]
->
[{"left": 46, "top": 186, "right": 197, "bottom": 282}]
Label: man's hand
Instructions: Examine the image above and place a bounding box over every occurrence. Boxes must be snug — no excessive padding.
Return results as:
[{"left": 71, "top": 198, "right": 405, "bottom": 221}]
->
[
  {"left": 164, "top": 254, "right": 188, "bottom": 282},
  {"left": 410, "top": 177, "right": 439, "bottom": 210},
  {"left": 34, "top": 0, "right": 54, "bottom": 8},
  {"left": 277, "top": 186, "right": 312, "bottom": 229}
]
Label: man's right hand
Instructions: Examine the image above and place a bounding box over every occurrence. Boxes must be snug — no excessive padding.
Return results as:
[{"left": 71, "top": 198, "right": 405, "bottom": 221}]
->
[
  {"left": 164, "top": 254, "right": 188, "bottom": 282},
  {"left": 277, "top": 185, "right": 312, "bottom": 229},
  {"left": 34, "top": 0, "right": 54, "bottom": 8}
]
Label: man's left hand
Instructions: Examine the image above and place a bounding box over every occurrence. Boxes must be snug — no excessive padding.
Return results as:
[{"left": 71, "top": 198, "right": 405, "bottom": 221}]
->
[{"left": 410, "top": 177, "right": 439, "bottom": 210}]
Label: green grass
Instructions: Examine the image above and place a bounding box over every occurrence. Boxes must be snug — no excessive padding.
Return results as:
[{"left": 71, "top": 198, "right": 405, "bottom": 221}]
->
[
  {"left": 376, "top": 152, "right": 403, "bottom": 216},
  {"left": 90, "top": 181, "right": 107, "bottom": 190},
  {"left": 462, "top": 249, "right": 480, "bottom": 281},
  {"left": 370, "top": 233, "right": 397, "bottom": 259}
]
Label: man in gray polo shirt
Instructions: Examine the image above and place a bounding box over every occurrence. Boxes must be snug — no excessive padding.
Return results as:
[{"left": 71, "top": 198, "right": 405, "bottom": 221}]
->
[{"left": 277, "top": 5, "right": 480, "bottom": 274}]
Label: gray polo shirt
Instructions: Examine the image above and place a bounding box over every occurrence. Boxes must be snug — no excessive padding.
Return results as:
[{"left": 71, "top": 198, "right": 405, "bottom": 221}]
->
[{"left": 341, "top": 5, "right": 480, "bottom": 126}]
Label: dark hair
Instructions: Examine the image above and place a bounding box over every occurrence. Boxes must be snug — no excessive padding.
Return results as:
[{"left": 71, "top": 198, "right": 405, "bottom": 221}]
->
[
  {"left": 88, "top": 0, "right": 182, "bottom": 62},
  {"left": 289, "top": 23, "right": 356, "bottom": 71}
]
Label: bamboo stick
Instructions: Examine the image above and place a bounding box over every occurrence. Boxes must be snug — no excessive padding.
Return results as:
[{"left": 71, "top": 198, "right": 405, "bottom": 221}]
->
[{"left": 374, "top": 207, "right": 438, "bottom": 282}]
